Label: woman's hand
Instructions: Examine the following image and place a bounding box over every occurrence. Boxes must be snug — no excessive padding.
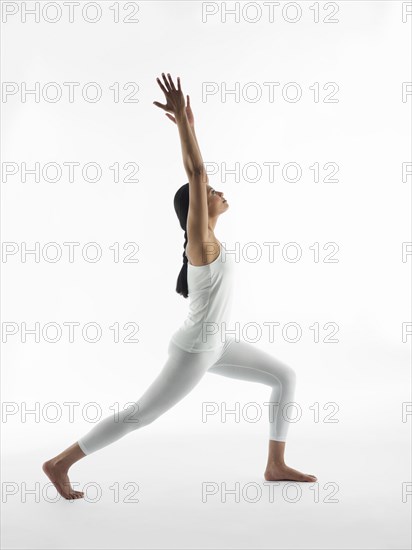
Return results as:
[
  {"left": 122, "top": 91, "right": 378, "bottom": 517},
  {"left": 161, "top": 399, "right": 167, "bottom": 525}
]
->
[
  {"left": 153, "top": 73, "right": 185, "bottom": 118},
  {"left": 165, "top": 94, "right": 195, "bottom": 127}
]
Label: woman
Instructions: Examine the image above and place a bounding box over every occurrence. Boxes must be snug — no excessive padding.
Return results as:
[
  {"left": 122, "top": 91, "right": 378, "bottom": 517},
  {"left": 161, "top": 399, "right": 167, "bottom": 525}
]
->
[{"left": 42, "top": 73, "right": 317, "bottom": 500}]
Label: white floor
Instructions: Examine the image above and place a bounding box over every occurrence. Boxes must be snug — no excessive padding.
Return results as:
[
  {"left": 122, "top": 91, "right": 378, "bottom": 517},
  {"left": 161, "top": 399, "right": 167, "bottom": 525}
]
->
[{"left": 2, "top": 431, "right": 410, "bottom": 549}]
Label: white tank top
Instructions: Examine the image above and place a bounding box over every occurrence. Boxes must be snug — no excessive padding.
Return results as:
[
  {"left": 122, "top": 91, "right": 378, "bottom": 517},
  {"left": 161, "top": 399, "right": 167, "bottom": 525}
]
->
[{"left": 171, "top": 241, "right": 235, "bottom": 353}]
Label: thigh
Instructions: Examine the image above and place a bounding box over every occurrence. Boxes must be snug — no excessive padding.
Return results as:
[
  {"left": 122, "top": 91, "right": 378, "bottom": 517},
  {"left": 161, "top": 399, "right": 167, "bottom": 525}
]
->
[
  {"left": 130, "top": 341, "right": 222, "bottom": 420},
  {"left": 207, "top": 337, "right": 296, "bottom": 386}
]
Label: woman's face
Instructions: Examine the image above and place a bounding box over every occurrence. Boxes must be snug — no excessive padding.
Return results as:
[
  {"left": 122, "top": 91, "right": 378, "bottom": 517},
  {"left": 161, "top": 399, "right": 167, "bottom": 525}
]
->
[{"left": 207, "top": 184, "right": 228, "bottom": 217}]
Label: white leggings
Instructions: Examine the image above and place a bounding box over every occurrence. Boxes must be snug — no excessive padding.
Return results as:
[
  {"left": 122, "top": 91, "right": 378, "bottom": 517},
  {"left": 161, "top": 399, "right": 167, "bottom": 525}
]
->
[{"left": 77, "top": 337, "right": 297, "bottom": 455}]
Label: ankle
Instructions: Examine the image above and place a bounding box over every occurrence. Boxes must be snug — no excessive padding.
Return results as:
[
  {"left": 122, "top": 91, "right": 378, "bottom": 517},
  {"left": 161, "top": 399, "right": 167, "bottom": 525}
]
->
[
  {"left": 51, "top": 456, "right": 70, "bottom": 470},
  {"left": 267, "top": 460, "right": 286, "bottom": 469}
]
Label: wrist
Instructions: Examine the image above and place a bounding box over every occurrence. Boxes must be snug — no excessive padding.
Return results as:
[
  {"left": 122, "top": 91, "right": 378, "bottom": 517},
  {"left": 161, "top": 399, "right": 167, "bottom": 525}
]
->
[{"left": 175, "top": 110, "right": 187, "bottom": 123}]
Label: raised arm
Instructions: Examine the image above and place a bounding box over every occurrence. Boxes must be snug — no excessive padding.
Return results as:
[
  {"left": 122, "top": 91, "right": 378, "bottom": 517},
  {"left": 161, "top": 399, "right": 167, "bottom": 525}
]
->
[
  {"left": 153, "top": 73, "right": 209, "bottom": 243},
  {"left": 165, "top": 94, "right": 201, "bottom": 153}
]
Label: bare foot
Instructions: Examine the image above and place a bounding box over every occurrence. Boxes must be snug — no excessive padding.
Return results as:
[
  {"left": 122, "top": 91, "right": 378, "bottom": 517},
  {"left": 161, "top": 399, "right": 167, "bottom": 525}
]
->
[
  {"left": 42, "top": 460, "right": 84, "bottom": 500},
  {"left": 264, "top": 463, "right": 317, "bottom": 482}
]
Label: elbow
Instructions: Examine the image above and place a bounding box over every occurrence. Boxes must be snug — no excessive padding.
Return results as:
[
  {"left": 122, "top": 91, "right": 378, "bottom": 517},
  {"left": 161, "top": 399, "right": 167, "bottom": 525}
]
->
[
  {"left": 192, "top": 164, "right": 205, "bottom": 176},
  {"left": 189, "top": 165, "right": 208, "bottom": 184},
  {"left": 184, "top": 161, "right": 202, "bottom": 179}
]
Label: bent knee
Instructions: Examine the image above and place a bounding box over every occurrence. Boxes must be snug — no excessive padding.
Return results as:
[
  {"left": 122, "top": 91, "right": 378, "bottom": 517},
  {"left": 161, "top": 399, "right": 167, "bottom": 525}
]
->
[{"left": 278, "top": 364, "right": 297, "bottom": 387}]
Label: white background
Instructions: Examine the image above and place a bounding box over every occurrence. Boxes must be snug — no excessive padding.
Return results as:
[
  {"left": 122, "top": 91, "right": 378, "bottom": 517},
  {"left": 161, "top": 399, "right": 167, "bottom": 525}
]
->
[{"left": 1, "top": 1, "right": 411, "bottom": 549}]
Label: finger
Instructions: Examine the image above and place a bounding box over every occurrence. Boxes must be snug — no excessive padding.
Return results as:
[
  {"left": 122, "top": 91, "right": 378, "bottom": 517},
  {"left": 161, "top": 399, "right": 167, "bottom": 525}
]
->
[
  {"left": 167, "top": 73, "right": 176, "bottom": 91},
  {"left": 156, "top": 77, "right": 168, "bottom": 96},
  {"left": 153, "top": 101, "right": 167, "bottom": 111},
  {"left": 161, "top": 72, "right": 171, "bottom": 92},
  {"left": 156, "top": 78, "right": 169, "bottom": 99},
  {"left": 186, "top": 94, "right": 190, "bottom": 106},
  {"left": 177, "top": 77, "right": 182, "bottom": 92},
  {"left": 166, "top": 113, "right": 176, "bottom": 124}
]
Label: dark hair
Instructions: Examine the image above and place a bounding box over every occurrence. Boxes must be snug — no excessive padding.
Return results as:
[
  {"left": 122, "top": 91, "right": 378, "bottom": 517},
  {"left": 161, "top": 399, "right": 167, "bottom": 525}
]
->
[{"left": 174, "top": 183, "right": 190, "bottom": 298}]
